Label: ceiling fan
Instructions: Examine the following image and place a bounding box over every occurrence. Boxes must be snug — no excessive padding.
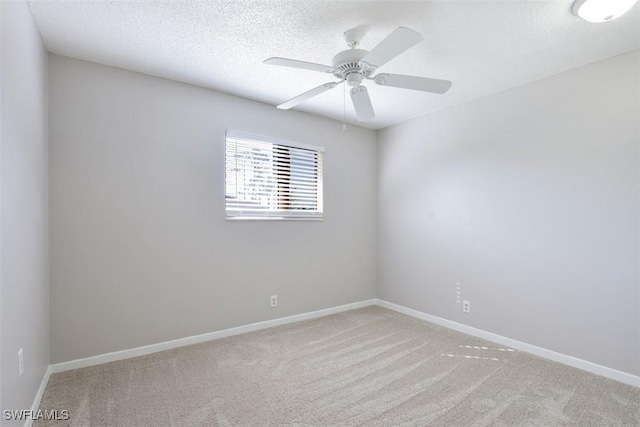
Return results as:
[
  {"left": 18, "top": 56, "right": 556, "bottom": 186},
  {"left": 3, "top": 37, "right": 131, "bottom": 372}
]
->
[{"left": 264, "top": 26, "right": 452, "bottom": 122}]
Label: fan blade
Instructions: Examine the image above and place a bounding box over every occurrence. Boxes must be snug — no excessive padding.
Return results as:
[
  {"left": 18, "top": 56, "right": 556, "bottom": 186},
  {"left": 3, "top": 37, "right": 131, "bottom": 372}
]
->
[
  {"left": 264, "top": 57, "right": 335, "bottom": 74},
  {"left": 277, "top": 82, "right": 340, "bottom": 110},
  {"left": 350, "top": 86, "right": 375, "bottom": 121},
  {"left": 374, "top": 73, "right": 452, "bottom": 94},
  {"left": 360, "top": 27, "right": 423, "bottom": 69}
]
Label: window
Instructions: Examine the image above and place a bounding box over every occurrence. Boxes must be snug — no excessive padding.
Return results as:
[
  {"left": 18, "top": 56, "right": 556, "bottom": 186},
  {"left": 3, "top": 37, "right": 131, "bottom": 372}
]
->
[{"left": 225, "top": 130, "right": 324, "bottom": 219}]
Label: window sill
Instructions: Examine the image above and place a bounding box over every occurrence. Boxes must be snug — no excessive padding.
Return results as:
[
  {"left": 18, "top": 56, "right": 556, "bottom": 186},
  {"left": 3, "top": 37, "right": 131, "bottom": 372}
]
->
[{"left": 225, "top": 216, "right": 323, "bottom": 221}]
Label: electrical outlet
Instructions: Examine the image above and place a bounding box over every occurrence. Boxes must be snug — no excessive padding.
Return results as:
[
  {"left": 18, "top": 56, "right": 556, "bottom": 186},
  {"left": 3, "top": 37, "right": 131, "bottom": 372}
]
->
[
  {"left": 270, "top": 295, "right": 278, "bottom": 308},
  {"left": 462, "top": 301, "right": 471, "bottom": 313},
  {"left": 18, "top": 348, "right": 24, "bottom": 377}
]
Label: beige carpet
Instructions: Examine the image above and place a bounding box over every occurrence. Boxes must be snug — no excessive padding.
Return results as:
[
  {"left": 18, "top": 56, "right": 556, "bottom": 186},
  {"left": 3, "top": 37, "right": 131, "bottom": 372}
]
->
[{"left": 36, "top": 306, "right": 640, "bottom": 426}]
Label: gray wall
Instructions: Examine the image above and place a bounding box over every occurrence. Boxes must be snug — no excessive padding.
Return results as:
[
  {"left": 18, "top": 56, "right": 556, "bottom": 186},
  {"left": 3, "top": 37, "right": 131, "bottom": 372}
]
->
[
  {"left": 48, "top": 55, "right": 377, "bottom": 363},
  {"left": 1, "top": 0, "right": 50, "bottom": 422},
  {"left": 378, "top": 50, "right": 640, "bottom": 376}
]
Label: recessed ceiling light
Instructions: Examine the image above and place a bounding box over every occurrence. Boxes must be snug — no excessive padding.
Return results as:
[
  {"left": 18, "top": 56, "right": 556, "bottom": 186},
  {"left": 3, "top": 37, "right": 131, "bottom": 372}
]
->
[{"left": 572, "top": 0, "right": 639, "bottom": 23}]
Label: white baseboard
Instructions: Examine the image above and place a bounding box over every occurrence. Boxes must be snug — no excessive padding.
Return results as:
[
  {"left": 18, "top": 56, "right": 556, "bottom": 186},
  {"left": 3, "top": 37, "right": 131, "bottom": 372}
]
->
[
  {"left": 50, "top": 299, "right": 377, "bottom": 374},
  {"left": 23, "top": 365, "right": 52, "bottom": 427},
  {"left": 376, "top": 299, "right": 640, "bottom": 388}
]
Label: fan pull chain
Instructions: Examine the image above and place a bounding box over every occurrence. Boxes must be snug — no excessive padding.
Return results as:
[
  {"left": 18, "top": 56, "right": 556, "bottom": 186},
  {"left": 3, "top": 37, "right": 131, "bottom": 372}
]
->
[{"left": 342, "top": 83, "right": 347, "bottom": 132}]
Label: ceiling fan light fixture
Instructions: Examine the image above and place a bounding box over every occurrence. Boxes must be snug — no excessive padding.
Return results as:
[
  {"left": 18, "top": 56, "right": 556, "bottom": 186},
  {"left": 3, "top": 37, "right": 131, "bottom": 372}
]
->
[
  {"left": 572, "top": 0, "right": 639, "bottom": 22},
  {"left": 346, "top": 72, "right": 363, "bottom": 87}
]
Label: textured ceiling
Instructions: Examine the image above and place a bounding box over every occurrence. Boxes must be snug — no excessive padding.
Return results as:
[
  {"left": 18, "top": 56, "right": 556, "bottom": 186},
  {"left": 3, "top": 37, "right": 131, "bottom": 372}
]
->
[{"left": 29, "top": 0, "right": 640, "bottom": 130}]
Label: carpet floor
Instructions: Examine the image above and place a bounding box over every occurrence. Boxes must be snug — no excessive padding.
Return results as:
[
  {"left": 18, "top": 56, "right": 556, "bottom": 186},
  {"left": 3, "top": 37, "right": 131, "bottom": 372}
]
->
[{"left": 36, "top": 306, "right": 640, "bottom": 426}]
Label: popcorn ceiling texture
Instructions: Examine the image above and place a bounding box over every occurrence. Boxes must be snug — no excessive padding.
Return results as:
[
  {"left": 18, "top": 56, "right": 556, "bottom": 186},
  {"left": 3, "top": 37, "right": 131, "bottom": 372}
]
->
[
  {"left": 35, "top": 307, "right": 640, "bottom": 426},
  {"left": 28, "top": 0, "right": 640, "bottom": 129}
]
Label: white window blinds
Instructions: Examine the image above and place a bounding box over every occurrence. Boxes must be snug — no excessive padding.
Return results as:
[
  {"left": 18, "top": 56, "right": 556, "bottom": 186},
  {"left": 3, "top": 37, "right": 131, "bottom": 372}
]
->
[{"left": 225, "top": 130, "right": 324, "bottom": 219}]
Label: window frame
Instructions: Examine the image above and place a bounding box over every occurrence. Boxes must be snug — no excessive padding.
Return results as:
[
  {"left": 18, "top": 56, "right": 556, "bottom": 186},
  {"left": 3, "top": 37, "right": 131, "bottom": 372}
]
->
[{"left": 224, "top": 130, "right": 324, "bottom": 221}]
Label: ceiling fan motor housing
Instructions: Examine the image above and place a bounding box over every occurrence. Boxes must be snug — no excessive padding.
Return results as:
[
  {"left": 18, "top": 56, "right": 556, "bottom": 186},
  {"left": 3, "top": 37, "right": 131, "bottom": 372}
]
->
[{"left": 331, "top": 49, "right": 375, "bottom": 85}]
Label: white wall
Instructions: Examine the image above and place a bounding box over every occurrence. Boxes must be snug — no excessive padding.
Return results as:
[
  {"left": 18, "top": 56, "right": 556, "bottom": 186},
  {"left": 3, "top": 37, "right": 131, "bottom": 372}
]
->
[
  {"left": 48, "top": 55, "right": 377, "bottom": 363},
  {"left": 378, "top": 50, "right": 640, "bottom": 376},
  {"left": 1, "top": 0, "right": 50, "bottom": 422}
]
